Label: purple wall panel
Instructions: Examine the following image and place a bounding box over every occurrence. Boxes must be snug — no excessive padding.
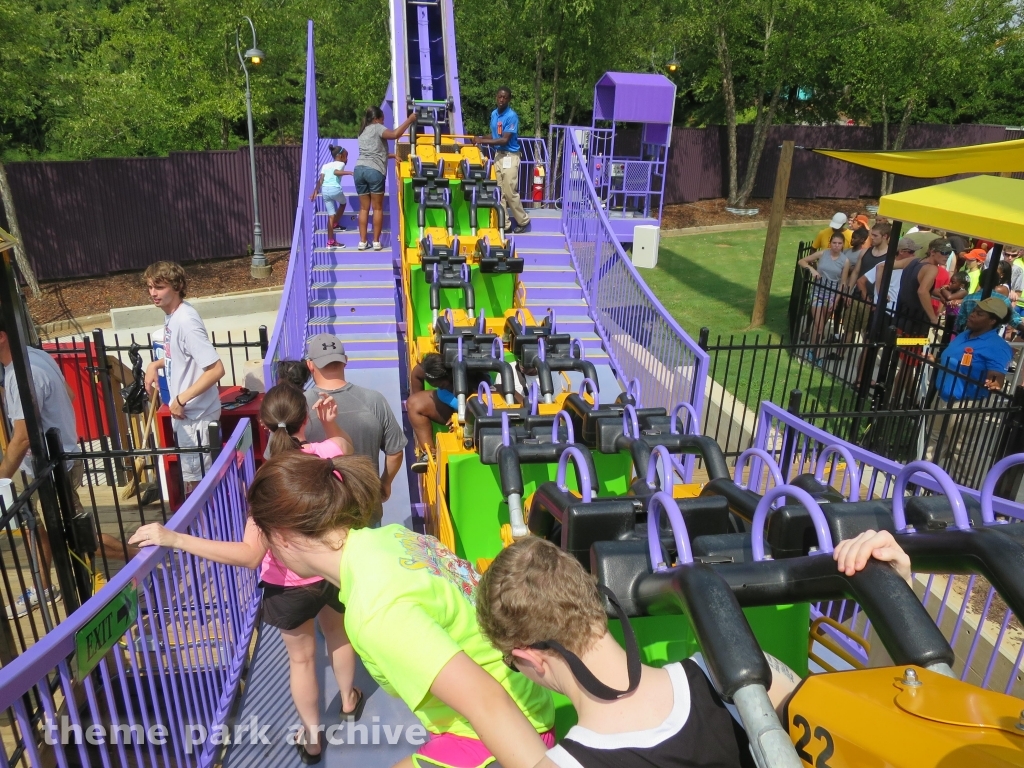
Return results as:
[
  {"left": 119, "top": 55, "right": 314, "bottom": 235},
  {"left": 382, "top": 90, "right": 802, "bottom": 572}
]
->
[
  {"left": 4, "top": 146, "right": 301, "bottom": 280},
  {"left": 664, "top": 123, "right": 1015, "bottom": 205}
]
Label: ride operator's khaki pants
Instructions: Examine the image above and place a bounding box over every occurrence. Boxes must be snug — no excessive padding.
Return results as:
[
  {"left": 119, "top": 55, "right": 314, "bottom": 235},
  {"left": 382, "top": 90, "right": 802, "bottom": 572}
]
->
[{"left": 494, "top": 151, "right": 530, "bottom": 228}]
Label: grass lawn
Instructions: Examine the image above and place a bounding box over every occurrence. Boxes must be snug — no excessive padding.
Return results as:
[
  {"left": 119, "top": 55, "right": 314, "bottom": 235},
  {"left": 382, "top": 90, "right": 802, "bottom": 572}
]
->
[
  {"left": 635, "top": 226, "right": 860, "bottom": 417},
  {"left": 635, "top": 226, "right": 819, "bottom": 341}
]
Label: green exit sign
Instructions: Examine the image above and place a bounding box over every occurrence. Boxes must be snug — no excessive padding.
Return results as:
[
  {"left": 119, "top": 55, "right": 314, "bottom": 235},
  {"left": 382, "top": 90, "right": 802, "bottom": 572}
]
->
[{"left": 74, "top": 581, "right": 138, "bottom": 677}]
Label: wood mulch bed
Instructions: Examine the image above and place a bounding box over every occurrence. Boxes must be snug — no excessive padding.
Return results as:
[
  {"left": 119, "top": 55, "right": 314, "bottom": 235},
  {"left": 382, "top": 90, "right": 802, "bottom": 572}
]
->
[
  {"left": 661, "top": 197, "right": 879, "bottom": 230},
  {"left": 27, "top": 250, "right": 290, "bottom": 327}
]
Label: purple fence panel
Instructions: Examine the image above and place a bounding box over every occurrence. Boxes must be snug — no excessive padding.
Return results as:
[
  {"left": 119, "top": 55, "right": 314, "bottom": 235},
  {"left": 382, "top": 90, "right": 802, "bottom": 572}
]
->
[
  {"left": 264, "top": 22, "right": 319, "bottom": 381},
  {"left": 0, "top": 419, "right": 259, "bottom": 768},
  {"left": 752, "top": 401, "right": 1024, "bottom": 693},
  {"left": 2, "top": 146, "right": 300, "bottom": 280},
  {"left": 560, "top": 128, "right": 709, "bottom": 477},
  {"left": 665, "top": 128, "right": 723, "bottom": 203},
  {"left": 168, "top": 151, "right": 249, "bottom": 262},
  {"left": 661, "top": 124, "right": 1020, "bottom": 205}
]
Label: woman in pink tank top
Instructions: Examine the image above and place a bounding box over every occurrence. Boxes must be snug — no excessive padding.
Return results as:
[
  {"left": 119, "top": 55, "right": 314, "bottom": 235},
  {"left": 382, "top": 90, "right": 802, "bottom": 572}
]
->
[{"left": 131, "top": 382, "right": 364, "bottom": 764}]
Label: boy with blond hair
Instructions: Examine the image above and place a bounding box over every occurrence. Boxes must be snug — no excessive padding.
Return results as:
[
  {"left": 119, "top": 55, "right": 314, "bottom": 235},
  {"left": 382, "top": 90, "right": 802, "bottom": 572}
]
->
[
  {"left": 143, "top": 261, "right": 225, "bottom": 491},
  {"left": 478, "top": 532, "right": 909, "bottom": 767}
]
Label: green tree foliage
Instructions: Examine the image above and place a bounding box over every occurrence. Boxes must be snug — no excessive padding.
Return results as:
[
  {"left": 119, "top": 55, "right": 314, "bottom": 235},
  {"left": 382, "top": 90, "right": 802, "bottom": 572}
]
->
[{"left": 2, "top": 0, "right": 1023, "bottom": 162}]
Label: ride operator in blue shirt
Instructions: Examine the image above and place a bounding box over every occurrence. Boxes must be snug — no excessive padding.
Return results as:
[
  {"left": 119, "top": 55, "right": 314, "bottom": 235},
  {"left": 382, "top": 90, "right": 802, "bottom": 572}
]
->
[
  {"left": 471, "top": 86, "right": 530, "bottom": 234},
  {"left": 926, "top": 296, "right": 1014, "bottom": 464}
]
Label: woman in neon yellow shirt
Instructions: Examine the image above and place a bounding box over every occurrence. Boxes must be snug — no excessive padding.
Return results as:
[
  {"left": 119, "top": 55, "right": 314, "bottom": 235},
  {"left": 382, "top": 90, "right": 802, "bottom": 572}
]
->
[{"left": 247, "top": 450, "right": 555, "bottom": 768}]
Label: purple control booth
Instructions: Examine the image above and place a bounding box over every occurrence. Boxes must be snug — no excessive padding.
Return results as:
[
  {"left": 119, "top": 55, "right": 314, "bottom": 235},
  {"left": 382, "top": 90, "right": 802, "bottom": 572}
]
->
[{"left": 587, "top": 72, "right": 676, "bottom": 242}]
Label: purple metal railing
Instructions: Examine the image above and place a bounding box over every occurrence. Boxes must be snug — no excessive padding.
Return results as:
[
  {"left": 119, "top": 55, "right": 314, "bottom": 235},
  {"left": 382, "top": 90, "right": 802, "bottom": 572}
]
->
[
  {"left": 479, "top": 136, "right": 558, "bottom": 206},
  {"left": 264, "top": 21, "right": 319, "bottom": 384},
  {"left": 751, "top": 401, "right": 1024, "bottom": 694},
  {"left": 0, "top": 419, "right": 259, "bottom": 768},
  {"left": 559, "top": 127, "right": 709, "bottom": 435}
]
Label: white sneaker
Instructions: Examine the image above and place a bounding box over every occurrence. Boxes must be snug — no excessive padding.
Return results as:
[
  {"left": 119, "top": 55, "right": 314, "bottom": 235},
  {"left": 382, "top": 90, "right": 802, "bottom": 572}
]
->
[
  {"left": 372, "top": 241, "right": 383, "bottom": 251},
  {"left": 357, "top": 241, "right": 370, "bottom": 251},
  {"left": 6, "top": 586, "right": 61, "bottom": 619}
]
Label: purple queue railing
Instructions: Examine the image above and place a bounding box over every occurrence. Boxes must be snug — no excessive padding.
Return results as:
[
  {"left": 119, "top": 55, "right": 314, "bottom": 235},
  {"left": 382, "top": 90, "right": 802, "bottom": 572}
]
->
[
  {"left": 752, "top": 401, "right": 1024, "bottom": 695},
  {"left": 0, "top": 420, "right": 260, "bottom": 768},
  {"left": 559, "top": 127, "right": 709, "bottom": 440},
  {"left": 265, "top": 21, "right": 319, "bottom": 384},
  {"left": 483, "top": 137, "right": 558, "bottom": 206}
]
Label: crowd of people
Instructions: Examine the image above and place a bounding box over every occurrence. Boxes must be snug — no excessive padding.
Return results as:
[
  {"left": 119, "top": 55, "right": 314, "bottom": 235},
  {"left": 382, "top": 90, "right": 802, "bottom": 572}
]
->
[
  {"left": 798, "top": 213, "right": 1022, "bottom": 464},
  {"left": 799, "top": 212, "right": 1024, "bottom": 353}
]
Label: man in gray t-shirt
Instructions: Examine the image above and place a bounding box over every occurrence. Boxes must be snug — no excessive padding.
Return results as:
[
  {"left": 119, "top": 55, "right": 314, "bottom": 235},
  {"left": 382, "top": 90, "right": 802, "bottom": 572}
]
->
[{"left": 303, "top": 334, "right": 407, "bottom": 519}]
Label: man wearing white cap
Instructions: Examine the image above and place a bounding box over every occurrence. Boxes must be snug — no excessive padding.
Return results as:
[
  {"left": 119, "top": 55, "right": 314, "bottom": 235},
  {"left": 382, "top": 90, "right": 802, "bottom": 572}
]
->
[
  {"left": 811, "top": 212, "right": 853, "bottom": 251},
  {"left": 303, "top": 333, "right": 406, "bottom": 519}
]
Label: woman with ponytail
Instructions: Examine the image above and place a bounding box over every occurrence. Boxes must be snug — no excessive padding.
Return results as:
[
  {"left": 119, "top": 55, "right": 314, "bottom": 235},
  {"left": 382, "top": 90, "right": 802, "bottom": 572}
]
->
[
  {"left": 129, "top": 383, "right": 364, "bottom": 764},
  {"left": 261, "top": 381, "right": 354, "bottom": 459},
  {"left": 241, "top": 451, "right": 555, "bottom": 768}
]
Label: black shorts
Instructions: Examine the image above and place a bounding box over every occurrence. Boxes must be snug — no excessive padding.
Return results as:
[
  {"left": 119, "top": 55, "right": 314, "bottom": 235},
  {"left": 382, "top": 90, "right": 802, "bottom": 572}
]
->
[{"left": 260, "top": 580, "right": 344, "bottom": 630}]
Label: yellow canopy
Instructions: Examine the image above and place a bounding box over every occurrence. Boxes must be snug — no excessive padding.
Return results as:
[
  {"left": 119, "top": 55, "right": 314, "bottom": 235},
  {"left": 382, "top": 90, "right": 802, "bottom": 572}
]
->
[
  {"left": 812, "top": 138, "right": 1024, "bottom": 177},
  {"left": 876, "top": 176, "right": 1024, "bottom": 246}
]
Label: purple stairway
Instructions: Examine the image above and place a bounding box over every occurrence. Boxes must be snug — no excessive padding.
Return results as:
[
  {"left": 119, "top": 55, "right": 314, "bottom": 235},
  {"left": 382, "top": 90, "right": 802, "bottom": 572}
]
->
[
  {"left": 516, "top": 209, "right": 618, "bottom": 391},
  {"left": 306, "top": 139, "right": 400, "bottom": 371}
]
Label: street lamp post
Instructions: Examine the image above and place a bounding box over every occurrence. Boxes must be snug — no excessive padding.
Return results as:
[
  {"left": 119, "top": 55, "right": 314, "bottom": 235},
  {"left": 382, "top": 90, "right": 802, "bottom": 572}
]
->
[{"left": 237, "top": 17, "right": 271, "bottom": 279}]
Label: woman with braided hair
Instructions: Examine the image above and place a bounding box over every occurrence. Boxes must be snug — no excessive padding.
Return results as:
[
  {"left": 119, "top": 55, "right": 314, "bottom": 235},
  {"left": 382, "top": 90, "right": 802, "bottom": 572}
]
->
[{"left": 129, "top": 383, "right": 364, "bottom": 764}]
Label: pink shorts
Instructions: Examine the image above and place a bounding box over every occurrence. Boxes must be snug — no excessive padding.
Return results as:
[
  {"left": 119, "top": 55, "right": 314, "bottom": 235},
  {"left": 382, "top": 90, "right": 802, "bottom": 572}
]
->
[{"left": 414, "top": 729, "right": 556, "bottom": 767}]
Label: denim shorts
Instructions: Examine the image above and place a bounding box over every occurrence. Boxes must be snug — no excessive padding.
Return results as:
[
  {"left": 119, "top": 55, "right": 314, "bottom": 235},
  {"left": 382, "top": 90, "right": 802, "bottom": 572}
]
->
[
  {"left": 322, "top": 190, "right": 345, "bottom": 216},
  {"left": 353, "top": 165, "right": 386, "bottom": 195}
]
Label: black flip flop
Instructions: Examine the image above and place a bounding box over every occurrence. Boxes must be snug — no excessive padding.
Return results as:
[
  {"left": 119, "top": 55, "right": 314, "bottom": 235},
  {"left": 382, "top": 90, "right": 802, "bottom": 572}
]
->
[
  {"left": 341, "top": 687, "right": 366, "bottom": 722},
  {"left": 295, "top": 739, "right": 323, "bottom": 765}
]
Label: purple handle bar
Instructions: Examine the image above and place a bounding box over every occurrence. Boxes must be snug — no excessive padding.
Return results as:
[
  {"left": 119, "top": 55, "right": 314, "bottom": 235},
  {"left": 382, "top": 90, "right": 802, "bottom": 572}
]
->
[
  {"left": 578, "top": 378, "right": 599, "bottom": 408},
  {"left": 647, "top": 491, "right": 693, "bottom": 572},
  {"left": 980, "top": 453, "right": 1024, "bottom": 525},
  {"left": 645, "top": 444, "right": 678, "bottom": 495},
  {"left": 478, "top": 381, "right": 494, "bottom": 415},
  {"left": 622, "top": 404, "right": 640, "bottom": 440},
  {"left": 734, "top": 448, "right": 784, "bottom": 491},
  {"left": 892, "top": 461, "right": 969, "bottom": 532},
  {"left": 751, "top": 485, "right": 835, "bottom": 562},
  {"left": 814, "top": 444, "right": 861, "bottom": 502},
  {"left": 626, "top": 378, "right": 642, "bottom": 405},
  {"left": 552, "top": 410, "right": 575, "bottom": 444},
  {"left": 556, "top": 446, "right": 592, "bottom": 502},
  {"left": 670, "top": 402, "right": 700, "bottom": 435}
]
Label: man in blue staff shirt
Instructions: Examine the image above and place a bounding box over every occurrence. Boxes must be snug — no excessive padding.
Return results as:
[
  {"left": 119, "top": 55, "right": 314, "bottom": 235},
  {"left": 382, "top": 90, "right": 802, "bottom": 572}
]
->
[
  {"left": 471, "top": 86, "right": 530, "bottom": 234},
  {"left": 927, "top": 297, "right": 1013, "bottom": 463}
]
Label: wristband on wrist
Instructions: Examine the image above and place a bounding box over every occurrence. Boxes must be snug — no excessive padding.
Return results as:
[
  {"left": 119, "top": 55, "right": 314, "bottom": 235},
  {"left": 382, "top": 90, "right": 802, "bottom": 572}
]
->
[{"left": 176, "top": 395, "right": 186, "bottom": 407}]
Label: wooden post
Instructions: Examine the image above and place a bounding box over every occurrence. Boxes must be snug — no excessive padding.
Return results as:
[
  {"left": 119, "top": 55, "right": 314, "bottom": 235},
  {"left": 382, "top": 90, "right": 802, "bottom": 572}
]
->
[{"left": 749, "top": 141, "right": 795, "bottom": 328}]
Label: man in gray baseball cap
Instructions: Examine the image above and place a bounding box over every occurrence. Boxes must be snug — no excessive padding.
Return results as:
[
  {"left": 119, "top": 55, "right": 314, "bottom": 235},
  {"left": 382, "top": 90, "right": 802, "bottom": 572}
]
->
[
  {"left": 306, "top": 333, "right": 349, "bottom": 366},
  {"left": 303, "top": 333, "right": 406, "bottom": 518}
]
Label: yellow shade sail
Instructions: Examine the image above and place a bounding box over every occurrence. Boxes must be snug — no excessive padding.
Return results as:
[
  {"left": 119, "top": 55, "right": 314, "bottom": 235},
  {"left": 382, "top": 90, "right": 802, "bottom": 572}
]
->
[
  {"left": 812, "top": 138, "right": 1024, "bottom": 178},
  {"left": 876, "top": 176, "right": 1024, "bottom": 246}
]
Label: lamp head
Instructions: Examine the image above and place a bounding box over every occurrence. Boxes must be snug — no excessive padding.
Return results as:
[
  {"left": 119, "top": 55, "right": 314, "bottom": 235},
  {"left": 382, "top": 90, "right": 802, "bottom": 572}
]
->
[
  {"left": 245, "top": 47, "right": 265, "bottom": 66},
  {"left": 666, "top": 58, "right": 679, "bottom": 73}
]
